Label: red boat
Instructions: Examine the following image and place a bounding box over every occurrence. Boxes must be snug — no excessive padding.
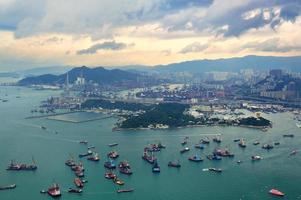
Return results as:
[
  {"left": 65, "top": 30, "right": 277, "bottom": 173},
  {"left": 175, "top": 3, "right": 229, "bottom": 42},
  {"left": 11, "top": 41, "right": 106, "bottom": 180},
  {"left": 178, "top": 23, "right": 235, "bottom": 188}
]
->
[
  {"left": 47, "top": 183, "right": 61, "bottom": 197},
  {"left": 74, "top": 178, "right": 84, "bottom": 188},
  {"left": 269, "top": 189, "right": 284, "bottom": 197}
]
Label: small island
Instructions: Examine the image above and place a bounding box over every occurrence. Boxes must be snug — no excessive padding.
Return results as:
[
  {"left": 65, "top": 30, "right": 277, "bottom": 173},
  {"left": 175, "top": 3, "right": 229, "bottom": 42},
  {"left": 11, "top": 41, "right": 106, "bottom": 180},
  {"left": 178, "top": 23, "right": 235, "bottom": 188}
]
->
[{"left": 81, "top": 99, "right": 272, "bottom": 131}]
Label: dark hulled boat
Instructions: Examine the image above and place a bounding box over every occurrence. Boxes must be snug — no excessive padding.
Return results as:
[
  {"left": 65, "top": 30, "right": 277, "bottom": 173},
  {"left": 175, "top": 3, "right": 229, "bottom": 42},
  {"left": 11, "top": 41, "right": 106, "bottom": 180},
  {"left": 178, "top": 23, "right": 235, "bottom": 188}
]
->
[
  {"left": 118, "top": 161, "right": 133, "bottom": 175},
  {"left": 188, "top": 154, "right": 203, "bottom": 162},
  {"left": 104, "top": 159, "right": 116, "bottom": 169},
  {"left": 117, "top": 188, "right": 134, "bottom": 193},
  {"left": 152, "top": 160, "right": 160, "bottom": 173},
  {"left": 0, "top": 184, "right": 16, "bottom": 190},
  {"left": 168, "top": 160, "right": 181, "bottom": 168},
  {"left": 107, "top": 151, "right": 119, "bottom": 159},
  {"left": 142, "top": 149, "right": 156, "bottom": 164}
]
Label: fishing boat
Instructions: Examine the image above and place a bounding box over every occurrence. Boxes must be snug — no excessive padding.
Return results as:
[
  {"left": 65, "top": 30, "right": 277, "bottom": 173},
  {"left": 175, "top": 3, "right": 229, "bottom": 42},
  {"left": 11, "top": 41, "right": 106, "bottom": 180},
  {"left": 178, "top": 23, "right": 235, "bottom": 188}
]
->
[
  {"left": 188, "top": 154, "right": 203, "bottom": 162},
  {"left": 74, "top": 178, "right": 84, "bottom": 188},
  {"left": 104, "top": 159, "right": 116, "bottom": 169},
  {"left": 0, "top": 184, "right": 16, "bottom": 190},
  {"left": 68, "top": 188, "right": 82, "bottom": 193},
  {"left": 200, "top": 137, "right": 210, "bottom": 144},
  {"left": 168, "top": 160, "right": 181, "bottom": 168},
  {"left": 105, "top": 171, "right": 117, "bottom": 179},
  {"left": 118, "top": 161, "right": 133, "bottom": 175},
  {"left": 194, "top": 143, "right": 205, "bottom": 149},
  {"left": 262, "top": 144, "right": 274, "bottom": 150},
  {"left": 117, "top": 188, "right": 134, "bottom": 193},
  {"left": 142, "top": 149, "right": 156, "bottom": 164},
  {"left": 269, "top": 189, "right": 285, "bottom": 197},
  {"left": 253, "top": 141, "right": 260, "bottom": 145},
  {"left": 79, "top": 150, "right": 93, "bottom": 158},
  {"left": 113, "top": 177, "right": 125, "bottom": 185},
  {"left": 213, "top": 136, "right": 222, "bottom": 143},
  {"left": 214, "top": 148, "right": 234, "bottom": 157},
  {"left": 47, "top": 183, "right": 61, "bottom": 197},
  {"left": 283, "top": 134, "right": 294, "bottom": 138},
  {"left": 208, "top": 168, "right": 222, "bottom": 173},
  {"left": 108, "top": 143, "right": 118, "bottom": 147},
  {"left": 107, "top": 151, "right": 119, "bottom": 159},
  {"left": 180, "top": 147, "right": 190, "bottom": 153},
  {"left": 251, "top": 155, "right": 262, "bottom": 161},
  {"left": 207, "top": 154, "right": 222, "bottom": 161},
  {"left": 152, "top": 160, "right": 160, "bottom": 173},
  {"left": 79, "top": 140, "right": 88, "bottom": 145},
  {"left": 87, "top": 153, "right": 100, "bottom": 162},
  {"left": 238, "top": 139, "right": 246, "bottom": 148},
  {"left": 290, "top": 150, "right": 298, "bottom": 156}
]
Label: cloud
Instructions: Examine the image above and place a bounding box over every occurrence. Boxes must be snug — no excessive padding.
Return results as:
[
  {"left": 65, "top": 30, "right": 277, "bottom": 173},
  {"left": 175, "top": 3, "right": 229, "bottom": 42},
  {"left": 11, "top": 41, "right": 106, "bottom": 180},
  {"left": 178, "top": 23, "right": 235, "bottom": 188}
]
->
[
  {"left": 76, "top": 41, "right": 133, "bottom": 55},
  {"left": 179, "top": 42, "right": 209, "bottom": 54},
  {"left": 243, "top": 38, "right": 301, "bottom": 52}
]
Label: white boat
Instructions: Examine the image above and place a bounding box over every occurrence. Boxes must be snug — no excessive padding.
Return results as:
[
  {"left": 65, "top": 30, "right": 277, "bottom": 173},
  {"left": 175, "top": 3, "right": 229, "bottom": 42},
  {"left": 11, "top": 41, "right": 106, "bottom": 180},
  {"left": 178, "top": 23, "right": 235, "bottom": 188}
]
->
[{"left": 296, "top": 123, "right": 301, "bottom": 128}]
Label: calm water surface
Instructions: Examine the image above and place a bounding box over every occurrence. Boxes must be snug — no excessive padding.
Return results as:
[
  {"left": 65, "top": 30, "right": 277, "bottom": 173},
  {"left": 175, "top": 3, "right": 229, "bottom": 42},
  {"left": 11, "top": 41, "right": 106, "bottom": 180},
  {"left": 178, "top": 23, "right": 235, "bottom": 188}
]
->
[{"left": 0, "top": 86, "right": 300, "bottom": 200}]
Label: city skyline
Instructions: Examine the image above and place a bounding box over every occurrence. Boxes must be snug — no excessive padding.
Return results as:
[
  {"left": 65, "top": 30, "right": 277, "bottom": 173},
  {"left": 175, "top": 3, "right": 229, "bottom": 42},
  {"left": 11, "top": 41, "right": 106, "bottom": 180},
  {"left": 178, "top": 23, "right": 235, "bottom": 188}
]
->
[{"left": 0, "top": 0, "right": 301, "bottom": 70}]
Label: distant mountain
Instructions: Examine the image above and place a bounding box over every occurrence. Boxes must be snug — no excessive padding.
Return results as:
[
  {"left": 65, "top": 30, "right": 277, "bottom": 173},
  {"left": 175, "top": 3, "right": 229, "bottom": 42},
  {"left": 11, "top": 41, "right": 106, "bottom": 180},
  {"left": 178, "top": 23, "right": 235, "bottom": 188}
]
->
[
  {"left": 18, "top": 66, "right": 140, "bottom": 86},
  {"left": 17, "top": 66, "right": 73, "bottom": 77},
  {"left": 152, "top": 55, "right": 301, "bottom": 73}
]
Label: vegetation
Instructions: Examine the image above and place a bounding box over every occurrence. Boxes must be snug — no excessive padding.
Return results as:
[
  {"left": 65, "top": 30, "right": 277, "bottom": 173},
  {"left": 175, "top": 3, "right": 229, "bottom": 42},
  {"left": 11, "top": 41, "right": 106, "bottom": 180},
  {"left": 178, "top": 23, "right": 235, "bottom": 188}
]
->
[{"left": 120, "top": 103, "right": 195, "bottom": 128}]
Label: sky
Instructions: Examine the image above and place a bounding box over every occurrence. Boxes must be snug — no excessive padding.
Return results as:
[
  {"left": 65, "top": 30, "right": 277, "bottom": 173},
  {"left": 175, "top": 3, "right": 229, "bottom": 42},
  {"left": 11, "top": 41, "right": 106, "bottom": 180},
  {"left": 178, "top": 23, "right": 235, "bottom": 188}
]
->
[{"left": 0, "top": 0, "right": 301, "bottom": 71}]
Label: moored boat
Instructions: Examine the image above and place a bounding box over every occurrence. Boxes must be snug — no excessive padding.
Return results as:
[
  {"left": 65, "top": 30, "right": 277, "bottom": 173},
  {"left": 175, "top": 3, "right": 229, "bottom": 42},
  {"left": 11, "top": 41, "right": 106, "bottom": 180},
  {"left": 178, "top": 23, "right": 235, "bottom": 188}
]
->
[
  {"left": 113, "top": 177, "right": 125, "bottom": 185},
  {"left": 238, "top": 139, "right": 246, "bottom": 148},
  {"left": 208, "top": 168, "right": 222, "bottom": 173},
  {"left": 188, "top": 154, "right": 203, "bottom": 162},
  {"left": 195, "top": 143, "right": 205, "bottom": 149},
  {"left": 74, "top": 178, "right": 84, "bottom": 188},
  {"left": 253, "top": 141, "right": 260, "bottom": 145},
  {"left": 262, "top": 144, "right": 274, "bottom": 150},
  {"left": 168, "top": 160, "right": 181, "bottom": 168},
  {"left": 105, "top": 171, "right": 117, "bottom": 179},
  {"left": 79, "top": 150, "right": 93, "bottom": 158},
  {"left": 87, "top": 153, "right": 100, "bottom": 162},
  {"left": 251, "top": 155, "right": 262, "bottom": 161},
  {"left": 107, "top": 151, "right": 119, "bottom": 159},
  {"left": 180, "top": 147, "right": 190, "bottom": 153},
  {"left": 108, "top": 143, "right": 118, "bottom": 147},
  {"left": 152, "top": 160, "right": 160, "bottom": 173},
  {"left": 283, "top": 134, "right": 294, "bottom": 138},
  {"left": 142, "top": 149, "right": 156, "bottom": 164},
  {"left": 118, "top": 161, "right": 132, "bottom": 175},
  {"left": 47, "top": 183, "right": 61, "bottom": 197},
  {"left": 207, "top": 154, "right": 222, "bottom": 161},
  {"left": 117, "top": 188, "right": 134, "bottom": 193},
  {"left": 68, "top": 188, "right": 82, "bottom": 193},
  {"left": 214, "top": 148, "right": 234, "bottom": 157},
  {"left": 0, "top": 184, "right": 16, "bottom": 190},
  {"left": 104, "top": 159, "right": 116, "bottom": 169}
]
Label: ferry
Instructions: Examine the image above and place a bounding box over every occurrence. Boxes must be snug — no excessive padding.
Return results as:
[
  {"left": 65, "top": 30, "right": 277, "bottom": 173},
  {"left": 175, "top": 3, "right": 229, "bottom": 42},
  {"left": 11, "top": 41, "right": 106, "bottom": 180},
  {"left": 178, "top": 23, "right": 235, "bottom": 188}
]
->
[
  {"left": 47, "top": 183, "right": 61, "bottom": 197},
  {"left": 79, "top": 150, "right": 93, "bottom": 158},
  {"left": 168, "top": 160, "right": 181, "bottom": 168},
  {"left": 0, "top": 184, "right": 16, "bottom": 190},
  {"left": 117, "top": 188, "right": 134, "bottom": 193},
  {"left": 142, "top": 149, "right": 156, "bottom": 164},
  {"left": 180, "top": 147, "right": 190, "bottom": 154},
  {"left": 104, "top": 159, "right": 116, "bottom": 169},
  {"left": 107, "top": 151, "right": 119, "bottom": 159},
  {"left": 188, "top": 154, "right": 203, "bottom": 162},
  {"left": 152, "top": 161, "right": 160, "bottom": 173},
  {"left": 269, "top": 189, "right": 285, "bottom": 197},
  {"left": 118, "top": 161, "right": 133, "bottom": 175},
  {"left": 68, "top": 188, "right": 82, "bottom": 193},
  {"left": 74, "top": 178, "right": 84, "bottom": 188},
  {"left": 105, "top": 171, "right": 117, "bottom": 179},
  {"left": 87, "top": 153, "right": 100, "bottom": 162}
]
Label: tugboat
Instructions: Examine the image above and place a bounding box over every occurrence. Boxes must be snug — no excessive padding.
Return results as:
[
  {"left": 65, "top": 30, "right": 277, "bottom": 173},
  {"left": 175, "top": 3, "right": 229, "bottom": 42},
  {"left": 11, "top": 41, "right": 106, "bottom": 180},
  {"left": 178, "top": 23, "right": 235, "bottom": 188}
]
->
[
  {"left": 118, "top": 161, "right": 133, "bottom": 175},
  {"left": 168, "top": 160, "right": 181, "bottom": 168},
  {"left": 195, "top": 143, "right": 205, "bottom": 149},
  {"left": 0, "top": 184, "right": 16, "bottom": 190},
  {"left": 105, "top": 171, "right": 117, "bottom": 179},
  {"left": 180, "top": 147, "right": 190, "bottom": 154},
  {"left": 269, "top": 189, "right": 285, "bottom": 197},
  {"left": 68, "top": 188, "right": 82, "bottom": 193},
  {"left": 238, "top": 139, "right": 246, "bottom": 148},
  {"left": 251, "top": 155, "right": 262, "bottom": 161},
  {"left": 87, "top": 153, "right": 100, "bottom": 162},
  {"left": 207, "top": 154, "right": 222, "bottom": 161},
  {"left": 74, "top": 178, "right": 84, "bottom": 188},
  {"left": 107, "top": 151, "right": 119, "bottom": 159},
  {"left": 113, "top": 177, "right": 125, "bottom": 185},
  {"left": 208, "top": 168, "right": 222, "bottom": 173},
  {"left": 79, "top": 150, "right": 93, "bottom": 158},
  {"left": 142, "top": 149, "right": 156, "bottom": 164},
  {"left": 152, "top": 160, "right": 160, "bottom": 173},
  {"left": 117, "top": 188, "right": 134, "bottom": 193},
  {"left": 47, "top": 183, "right": 61, "bottom": 197},
  {"left": 188, "top": 154, "right": 203, "bottom": 162},
  {"left": 262, "top": 144, "right": 274, "bottom": 150},
  {"left": 104, "top": 159, "right": 116, "bottom": 169},
  {"left": 253, "top": 141, "right": 260, "bottom": 145}
]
